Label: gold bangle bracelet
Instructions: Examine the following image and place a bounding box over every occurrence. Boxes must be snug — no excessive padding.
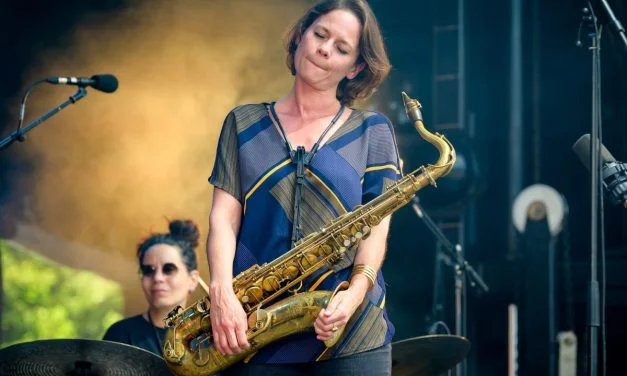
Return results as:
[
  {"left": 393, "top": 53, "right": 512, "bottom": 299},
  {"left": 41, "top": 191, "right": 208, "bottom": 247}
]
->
[{"left": 351, "top": 264, "right": 377, "bottom": 289}]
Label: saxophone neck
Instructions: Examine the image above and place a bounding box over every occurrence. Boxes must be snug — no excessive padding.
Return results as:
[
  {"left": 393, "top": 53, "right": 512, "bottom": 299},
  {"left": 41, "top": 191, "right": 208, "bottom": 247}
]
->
[
  {"left": 402, "top": 92, "right": 456, "bottom": 178},
  {"left": 401, "top": 91, "right": 422, "bottom": 123}
]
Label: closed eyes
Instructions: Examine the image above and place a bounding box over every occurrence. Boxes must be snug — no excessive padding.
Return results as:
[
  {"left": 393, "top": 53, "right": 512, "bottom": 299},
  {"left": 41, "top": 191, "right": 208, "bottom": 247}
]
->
[{"left": 313, "top": 31, "right": 351, "bottom": 55}]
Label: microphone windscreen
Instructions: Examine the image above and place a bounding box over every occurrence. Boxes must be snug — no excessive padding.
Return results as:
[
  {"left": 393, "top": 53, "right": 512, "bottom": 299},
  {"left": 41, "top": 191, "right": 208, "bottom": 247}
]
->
[
  {"left": 572, "top": 133, "right": 616, "bottom": 172},
  {"left": 91, "top": 74, "right": 118, "bottom": 93}
]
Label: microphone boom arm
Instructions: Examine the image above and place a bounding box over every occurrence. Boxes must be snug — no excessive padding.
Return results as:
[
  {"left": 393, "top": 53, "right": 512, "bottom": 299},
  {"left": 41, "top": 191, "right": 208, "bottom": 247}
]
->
[
  {"left": 0, "top": 87, "right": 87, "bottom": 151},
  {"left": 411, "top": 198, "right": 488, "bottom": 293}
]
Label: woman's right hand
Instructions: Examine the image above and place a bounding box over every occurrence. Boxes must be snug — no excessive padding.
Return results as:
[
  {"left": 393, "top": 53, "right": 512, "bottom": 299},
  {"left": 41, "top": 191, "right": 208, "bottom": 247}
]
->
[{"left": 210, "top": 283, "right": 250, "bottom": 356}]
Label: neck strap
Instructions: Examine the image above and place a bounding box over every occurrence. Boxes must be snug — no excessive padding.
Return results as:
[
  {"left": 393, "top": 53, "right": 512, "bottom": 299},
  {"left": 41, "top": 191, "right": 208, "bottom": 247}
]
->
[
  {"left": 270, "top": 102, "right": 345, "bottom": 156},
  {"left": 269, "top": 102, "right": 345, "bottom": 246}
]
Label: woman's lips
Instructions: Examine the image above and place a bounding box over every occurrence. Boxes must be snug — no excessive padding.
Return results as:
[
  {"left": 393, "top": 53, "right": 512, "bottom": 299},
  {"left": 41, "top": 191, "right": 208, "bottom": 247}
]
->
[{"left": 307, "top": 58, "right": 326, "bottom": 70}]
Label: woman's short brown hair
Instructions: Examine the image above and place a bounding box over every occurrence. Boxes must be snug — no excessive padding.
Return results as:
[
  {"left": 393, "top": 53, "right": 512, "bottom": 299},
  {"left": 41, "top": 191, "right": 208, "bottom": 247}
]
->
[{"left": 284, "top": 0, "right": 391, "bottom": 106}]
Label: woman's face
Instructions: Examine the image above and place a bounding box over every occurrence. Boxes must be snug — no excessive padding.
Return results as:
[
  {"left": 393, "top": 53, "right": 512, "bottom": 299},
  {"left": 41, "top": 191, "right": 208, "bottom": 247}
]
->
[
  {"left": 293, "top": 9, "right": 365, "bottom": 92},
  {"left": 140, "top": 244, "right": 198, "bottom": 312}
]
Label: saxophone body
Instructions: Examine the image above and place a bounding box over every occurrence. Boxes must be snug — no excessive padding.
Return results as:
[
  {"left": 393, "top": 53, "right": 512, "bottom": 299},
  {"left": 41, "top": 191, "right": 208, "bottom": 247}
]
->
[{"left": 163, "top": 93, "right": 456, "bottom": 376}]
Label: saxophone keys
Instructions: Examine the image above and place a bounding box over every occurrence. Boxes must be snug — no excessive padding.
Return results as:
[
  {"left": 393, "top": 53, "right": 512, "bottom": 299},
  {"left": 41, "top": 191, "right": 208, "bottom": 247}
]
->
[
  {"left": 195, "top": 301, "right": 208, "bottom": 314},
  {"left": 247, "top": 308, "right": 272, "bottom": 340},
  {"left": 242, "top": 286, "right": 264, "bottom": 304},
  {"left": 350, "top": 222, "right": 368, "bottom": 239},
  {"left": 319, "top": 244, "right": 333, "bottom": 256},
  {"left": 369, "top": 214, "right": 381, "bottom": 225},
  {"left": 288, "top": 280, "right": 303, "bottom": 294},
  {"left": 337, "top": 234, "right": 351, "bottom": 247},
  {"left": 300, "top": 253, "right": 318, "bottom": 268},
  {"left": 165, "top": 306, "right": 183, "bottom": 326},
  {"left": 262, "top": 275, "right": 281, "bottom": 292},
  {"left": 281, "top": 265, "right": 300, "bottom": 279},
  {"left": 424, "top": 169, "right": 437, "bottom": 186}
]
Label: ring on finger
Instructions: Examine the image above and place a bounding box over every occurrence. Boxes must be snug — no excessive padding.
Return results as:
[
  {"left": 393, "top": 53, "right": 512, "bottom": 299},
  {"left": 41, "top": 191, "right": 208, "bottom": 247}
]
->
[{"left": 331, "top": 325, "right": 339, "bottom": 332}]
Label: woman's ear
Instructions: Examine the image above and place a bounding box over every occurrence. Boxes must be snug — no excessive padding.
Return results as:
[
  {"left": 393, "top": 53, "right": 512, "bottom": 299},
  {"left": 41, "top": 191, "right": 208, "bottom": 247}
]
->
[{"left": 347, "top": 62, "right": 366, "bottom": 80}]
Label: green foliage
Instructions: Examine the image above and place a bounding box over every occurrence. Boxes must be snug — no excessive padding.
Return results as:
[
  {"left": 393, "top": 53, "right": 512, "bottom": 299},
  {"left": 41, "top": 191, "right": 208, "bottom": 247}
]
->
[{"left": 0, "top": 239, "right": 124, "bottom": 348}]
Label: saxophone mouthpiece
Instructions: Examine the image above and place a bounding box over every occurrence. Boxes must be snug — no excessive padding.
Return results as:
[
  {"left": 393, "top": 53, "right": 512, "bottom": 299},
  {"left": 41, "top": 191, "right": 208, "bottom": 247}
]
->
[{"left": 401, "top": 91, "right": 423, "bottom": 123}]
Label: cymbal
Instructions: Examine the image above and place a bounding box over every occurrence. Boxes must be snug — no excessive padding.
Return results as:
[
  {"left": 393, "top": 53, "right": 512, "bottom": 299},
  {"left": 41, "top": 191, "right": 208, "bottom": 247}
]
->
[
  {"left": 392, "top": 334, "right": 471, "bottom": 376},
  {"left": 0, "top": 339, "right": 173, "bottom": 376}
]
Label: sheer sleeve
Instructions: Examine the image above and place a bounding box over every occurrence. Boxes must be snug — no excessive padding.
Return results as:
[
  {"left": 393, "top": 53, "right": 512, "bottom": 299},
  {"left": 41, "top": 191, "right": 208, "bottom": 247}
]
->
[
  {"left": 208, "top": 110, "right": 242, "bottom": 202},
  {"left": 361, "top": 114, "right": 402, "bottom": 204}
]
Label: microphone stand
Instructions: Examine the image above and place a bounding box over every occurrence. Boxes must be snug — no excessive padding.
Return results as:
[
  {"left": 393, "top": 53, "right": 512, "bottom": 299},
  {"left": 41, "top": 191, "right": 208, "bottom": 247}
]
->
[
  {"left": 411, "top": 197, "right": 489, "bottom": 376},
  {"left": 0, "top": 87, "right": 87, "bottom": 151},
  {"left": 599, "top": 0, "right": 627, "bottom": 52},
  {"left": 577, "top": 1, "right": 620, "bottom": 373}
]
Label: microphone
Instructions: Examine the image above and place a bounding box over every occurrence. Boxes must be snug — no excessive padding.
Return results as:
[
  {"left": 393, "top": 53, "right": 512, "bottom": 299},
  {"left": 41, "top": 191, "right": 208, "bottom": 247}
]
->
[
  {"left": 46, "top": 74, "right": 118, "bottom": 93},
  {"left": 572, "top": 134, "right": 627, "bottom": 207}
]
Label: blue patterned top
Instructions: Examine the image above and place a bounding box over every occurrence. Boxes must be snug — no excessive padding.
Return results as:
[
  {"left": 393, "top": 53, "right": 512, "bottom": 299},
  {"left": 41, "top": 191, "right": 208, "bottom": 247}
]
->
[{"left": 209, "top": 103, "right": 401, "bottom": 363}]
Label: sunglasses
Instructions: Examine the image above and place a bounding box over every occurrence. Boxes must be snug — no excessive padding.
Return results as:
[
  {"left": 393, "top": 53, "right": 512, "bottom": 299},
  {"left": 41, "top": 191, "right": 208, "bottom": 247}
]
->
[{"left": 139, "top": 263, "right": 179, "bottom": 278}]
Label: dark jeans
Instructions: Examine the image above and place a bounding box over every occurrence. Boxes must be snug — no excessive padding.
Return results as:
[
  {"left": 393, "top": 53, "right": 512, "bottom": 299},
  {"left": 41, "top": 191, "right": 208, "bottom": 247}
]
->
[{"left": 222, "top": 344, "right": 391, "bottom": 376}]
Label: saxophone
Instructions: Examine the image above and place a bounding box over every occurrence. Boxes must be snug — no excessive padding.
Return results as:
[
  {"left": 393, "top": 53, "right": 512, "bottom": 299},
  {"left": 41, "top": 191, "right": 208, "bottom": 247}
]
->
[{"left": 162, "top": 92, "right": 456, "bottom": 376}]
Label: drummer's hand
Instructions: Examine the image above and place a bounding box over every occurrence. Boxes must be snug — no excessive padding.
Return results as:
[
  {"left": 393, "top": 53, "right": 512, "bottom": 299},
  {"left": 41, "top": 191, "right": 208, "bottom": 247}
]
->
[
  {"left": 314, "top": 277, "right": 369, "bottom": 341},
  {"left": 210, "top": 282, "right": 250, "bottom": 355}
]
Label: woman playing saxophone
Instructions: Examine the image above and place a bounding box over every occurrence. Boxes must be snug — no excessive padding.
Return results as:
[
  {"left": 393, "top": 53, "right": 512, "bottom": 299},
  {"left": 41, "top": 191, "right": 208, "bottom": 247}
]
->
[{"left": 207, "top": 0, "right": 399, "bottom": 374}]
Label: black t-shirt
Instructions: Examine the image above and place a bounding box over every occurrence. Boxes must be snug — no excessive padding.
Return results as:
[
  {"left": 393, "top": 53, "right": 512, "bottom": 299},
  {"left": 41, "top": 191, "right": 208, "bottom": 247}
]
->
[{"left": 103, "top": 314, "right": 167, "bottom": 357}]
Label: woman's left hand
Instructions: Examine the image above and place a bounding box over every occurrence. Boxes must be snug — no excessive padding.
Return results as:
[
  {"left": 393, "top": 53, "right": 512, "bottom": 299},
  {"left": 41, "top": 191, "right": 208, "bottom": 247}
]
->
[{"left": 314, "top": 279, "right": 369, "bottom": 341}]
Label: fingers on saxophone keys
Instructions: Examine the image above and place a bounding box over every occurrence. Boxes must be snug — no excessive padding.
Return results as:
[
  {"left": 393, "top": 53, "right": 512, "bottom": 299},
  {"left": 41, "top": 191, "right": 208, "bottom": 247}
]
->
[
  {"left": 317, "top": 309, "right": 332, "bottom": 324},
  {"left": 214, "top": 327, "right": 234, "bottom": 355},
  {"left": 212, "top": 331, "right": 221, "bottom": 354},
  {"left": 315, "top": 320, "right": 335, "bottom": 333},
  {"left": 226, "top": 331, "right": 241, "bottom": 355},
  {"left": 235, "top": 325, "right": 250, "bottom": 350},
  {"left": 318, "top": 309, "right": 346, "bottom": 326},
  {"left": 217, "top": 331, "right": 231, "bottom": 355},
  {"left": 314, "top": 324, "right": 330, "bottom": 340},
  {"left": 314, "top": 320, "right": 339, "bottom": 340},
  {"left": 220, "top": 327, "right": 247, "bottom": 355}
]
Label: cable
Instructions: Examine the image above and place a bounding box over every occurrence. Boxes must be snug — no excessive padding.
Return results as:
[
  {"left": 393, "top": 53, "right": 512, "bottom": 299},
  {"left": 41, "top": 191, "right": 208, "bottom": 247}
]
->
[
  {"left": 426, "top": 320, "right": 453, "bottom": 376},
  {"left": 428, "top": 320, "right": 452, "bottom": 335},
  {"left": 15, "top": 78, "right": 47, "bottom": 139}
]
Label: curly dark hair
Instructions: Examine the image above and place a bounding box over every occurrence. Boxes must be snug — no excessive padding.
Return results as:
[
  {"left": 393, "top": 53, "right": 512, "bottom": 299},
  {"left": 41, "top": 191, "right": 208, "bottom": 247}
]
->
[
  {"left": 137, "top": 219, "right": 199, "bottom": 271},
  {"left": 284, "top": 0, "right": 391, "bottom": 106}
]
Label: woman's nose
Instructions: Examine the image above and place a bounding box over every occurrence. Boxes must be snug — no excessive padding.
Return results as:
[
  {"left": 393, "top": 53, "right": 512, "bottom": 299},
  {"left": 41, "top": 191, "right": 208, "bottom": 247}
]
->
[
  {"left": 153, "top": 269, "right": 167, "bottom": 281},
  {"left": 317, "top": 41, "right": 331, "bottom": 58}
]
